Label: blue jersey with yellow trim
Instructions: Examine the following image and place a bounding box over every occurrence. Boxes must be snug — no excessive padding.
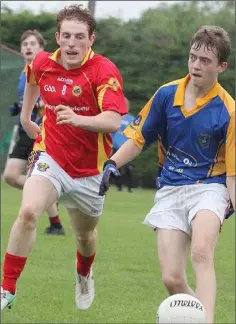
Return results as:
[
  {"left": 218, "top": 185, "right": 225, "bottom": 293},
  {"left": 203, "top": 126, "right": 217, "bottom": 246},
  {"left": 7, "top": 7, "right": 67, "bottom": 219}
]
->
[
  {"left": 124, "top": 75, "right": 235, "bottom": 187},
  {"left": 17, "top": 67, "right": 43, "bottom": 133},
  {"left": 111, "top": 114, "right": 135, "bottom": 150}
]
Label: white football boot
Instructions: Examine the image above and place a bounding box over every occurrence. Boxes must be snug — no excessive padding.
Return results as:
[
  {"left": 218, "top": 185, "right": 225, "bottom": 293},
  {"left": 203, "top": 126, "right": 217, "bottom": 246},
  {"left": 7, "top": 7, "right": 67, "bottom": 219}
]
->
[
  {"left": 75, "top": 267, "right": 95, "bottom": 310},
  {"left": 1, "top": 286, "right": 16, "bottom": 311}
]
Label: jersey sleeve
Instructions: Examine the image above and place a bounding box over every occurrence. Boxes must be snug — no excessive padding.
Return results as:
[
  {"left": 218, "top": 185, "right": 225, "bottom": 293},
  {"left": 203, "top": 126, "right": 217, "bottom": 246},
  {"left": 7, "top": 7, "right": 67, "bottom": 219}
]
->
[
  {"left": 123, "top": 87, "right": 167, "bottom": 151},
  {"left": 27, "top": 60, "right": 38, "bottom": 85},
  {"left": 26, "top": 52, "right": 47, "bottom": 85},
  {"left": 225, "top": 110, "right": 235, "bottom": 176},
  {"left": 95, "top": 60, "right": 127, "bottom": 115}
]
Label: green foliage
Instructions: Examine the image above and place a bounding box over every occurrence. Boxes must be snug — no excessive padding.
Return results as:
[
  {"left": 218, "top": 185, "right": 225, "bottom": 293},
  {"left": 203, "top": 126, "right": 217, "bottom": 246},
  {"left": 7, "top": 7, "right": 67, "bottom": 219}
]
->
[
  {"left": 1, "top": 11, "right": 57, "bottom": 52},
  {"left": 1, "top": 2, "right": 235, "bottom": 187}
]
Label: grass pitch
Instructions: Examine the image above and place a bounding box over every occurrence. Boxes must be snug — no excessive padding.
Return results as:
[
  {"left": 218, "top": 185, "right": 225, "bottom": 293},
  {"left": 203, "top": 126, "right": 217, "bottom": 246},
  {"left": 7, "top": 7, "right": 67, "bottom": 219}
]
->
[{"left": 1, "top": 181, "right": 235, "bottom": 323}]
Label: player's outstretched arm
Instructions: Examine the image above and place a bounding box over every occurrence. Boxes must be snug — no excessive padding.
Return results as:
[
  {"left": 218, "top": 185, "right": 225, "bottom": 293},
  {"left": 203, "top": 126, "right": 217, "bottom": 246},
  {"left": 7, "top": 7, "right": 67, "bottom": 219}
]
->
[
  {"left": 226, "top": 176, "right": 235, "bottom": 211},
  {"left": 80, "top": 110, "right": 121, "bottom": 133},
  {"left": 21, "top": 83, "right": 40, "bottom": 121},
  {"left": 110, "top": 138, "right": 141, "bottom": 169},
  {"left": 55, "top": 105, "right": 121, "bottom": 133},
  {"left": 20, "top": 83, "right": 41, "bottom": 139}
]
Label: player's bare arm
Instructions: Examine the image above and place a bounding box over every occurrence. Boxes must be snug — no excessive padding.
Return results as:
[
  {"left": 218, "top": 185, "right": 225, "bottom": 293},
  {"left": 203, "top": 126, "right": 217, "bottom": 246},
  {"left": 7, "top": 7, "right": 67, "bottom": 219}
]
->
[
  {"left": 55, "top": 104, "right": 121, "bottom": 133},
  {"left": 20, "top": 82, "right": 41, "bottom": 139},
  {"left": 226, "top": 176, "right": 235, "bottom": 210},
  {"left": 110, "top": 139, "right": 141, "bottom": 169}
]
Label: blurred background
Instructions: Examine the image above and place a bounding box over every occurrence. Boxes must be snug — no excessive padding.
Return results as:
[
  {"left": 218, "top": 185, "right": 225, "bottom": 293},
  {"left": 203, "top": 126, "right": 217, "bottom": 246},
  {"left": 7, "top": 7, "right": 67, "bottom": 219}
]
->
[
  {"left": 1, "top": 0, "right": 235, "bottom": 188},
  {"left": 0, "top": 3, "right": 235, "bottom": 323}
]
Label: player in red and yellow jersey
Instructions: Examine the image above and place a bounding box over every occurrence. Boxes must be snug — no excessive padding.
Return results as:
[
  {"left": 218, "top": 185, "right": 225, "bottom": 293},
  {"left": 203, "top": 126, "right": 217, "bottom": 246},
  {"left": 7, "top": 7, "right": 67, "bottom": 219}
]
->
[
  {"left": 27, "top": 44, "right": 126, "bottom": 178},
  {"left": 1, "top": 4, "right": 127, "bottom": 312}
]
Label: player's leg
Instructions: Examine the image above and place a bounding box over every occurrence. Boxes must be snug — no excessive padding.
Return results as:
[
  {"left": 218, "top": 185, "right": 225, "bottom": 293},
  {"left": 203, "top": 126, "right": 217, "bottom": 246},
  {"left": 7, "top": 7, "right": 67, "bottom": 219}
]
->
[
  {"left": 62, "top": 173, "right": 104, "bottom": 310},
  {"left": 68, "top": 208, "right": 98, "bottom": 258},
  {"left": 157, "top": 229, "right": 194, "bottom": 296},
  {"left": 68, "top": 208, "right": 98, "bottom": 266},
  {"left": 3, "top": 133, "right": 32, "bottom": 189},
  {"left": 143, "top": 186, "right": 195, "bottom": 297},
  {"left": 67, "top": 208, "right": 99, "bottom": 310},
  {"left": 44, "top": 202, "right": 65, "bottom": 236},
  {"left": 1, "top": 175, "right": 58, "bottom": 310},
  {"left": 3, "top": 158, "right": 27, "bottom": 189},
  {"left": 27, "top": 150, "right": 65, "bottom": 236},
  {"left": 190, "top": 211, "right": 221, "bottom": 324},
  {"left": 188, "top": 183, "right": 230, "bottom": 323}
]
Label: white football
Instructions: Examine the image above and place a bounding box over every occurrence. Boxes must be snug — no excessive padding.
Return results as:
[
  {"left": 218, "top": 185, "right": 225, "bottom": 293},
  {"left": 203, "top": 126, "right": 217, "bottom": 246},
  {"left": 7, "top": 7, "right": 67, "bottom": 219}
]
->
[{"left": 156, "top": 294, "right": 206, "bottom": 323}]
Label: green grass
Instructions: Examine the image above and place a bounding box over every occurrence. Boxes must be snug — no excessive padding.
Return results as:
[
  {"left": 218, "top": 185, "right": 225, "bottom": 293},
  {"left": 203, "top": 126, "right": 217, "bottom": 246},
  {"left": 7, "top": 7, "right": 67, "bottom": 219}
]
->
[{"left": 1, "top": 181, "right": 235, "bottom": 323}]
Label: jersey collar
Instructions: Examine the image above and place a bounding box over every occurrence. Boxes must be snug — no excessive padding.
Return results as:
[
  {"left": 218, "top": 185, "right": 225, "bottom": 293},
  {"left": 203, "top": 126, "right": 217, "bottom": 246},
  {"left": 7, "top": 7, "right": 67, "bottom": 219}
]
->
[
  {"left": 49, "top": 47, "right": 94, "bottom": 67},
  {"left": 173, "top": 74, "right": 222, "bottom": 107}
]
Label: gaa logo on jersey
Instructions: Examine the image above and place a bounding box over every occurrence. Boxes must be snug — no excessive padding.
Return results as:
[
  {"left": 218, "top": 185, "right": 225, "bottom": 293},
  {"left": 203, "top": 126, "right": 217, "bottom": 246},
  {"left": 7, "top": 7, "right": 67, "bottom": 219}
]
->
[
  {"left": 37, "top": 162, "right": 49, "bottom": 172},
  {"left": 108, "top": 77, "right": 120, "bottom": 91},
  {"left": 72, "top": 85, "right": 82, "bottom": 97},
  {"left": 44, "top": 85, "right": 56, "bottom": 92},
  {"left": 198, "top": 133, "right": 212, "bottom": 148}
]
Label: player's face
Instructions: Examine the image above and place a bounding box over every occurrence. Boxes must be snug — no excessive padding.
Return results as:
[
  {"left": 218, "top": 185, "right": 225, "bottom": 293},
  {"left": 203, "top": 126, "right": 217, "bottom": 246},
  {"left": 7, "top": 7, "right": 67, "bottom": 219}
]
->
[
  {"left": 188, "top": 43, "right": 227, "bottom": 89},
  {"left": 21, "top": 35, "right": 42, "bottom": 63},
  {"left": 55, "top": 20, "right": 95, "bottom": 69}
]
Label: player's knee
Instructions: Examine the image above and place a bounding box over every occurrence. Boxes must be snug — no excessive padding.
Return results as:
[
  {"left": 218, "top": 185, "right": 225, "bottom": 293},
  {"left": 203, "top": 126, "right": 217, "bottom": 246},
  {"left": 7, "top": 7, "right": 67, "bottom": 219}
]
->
[
  {"left": 162, "top": 272, "right": 187, "bottom": 293},
  {"left": 3, "top": 171, "right": 17, "bottom": 187},
  {"left": 191, "top": 244, "right": 214, "bottom": 266},
  {"left": 18, "top": 204, "right": 39, "bottom": 230},
  {"left": 76, "top": 229, "right": 97, "bottom": 245}
]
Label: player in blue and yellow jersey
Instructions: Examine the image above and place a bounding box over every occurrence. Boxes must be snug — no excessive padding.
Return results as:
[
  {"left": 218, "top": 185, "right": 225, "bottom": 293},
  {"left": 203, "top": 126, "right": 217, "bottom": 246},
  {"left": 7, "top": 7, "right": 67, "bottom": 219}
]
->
[
  {"left": 3, "top": 30, "right": 65, "bottom": 235},
  {"left": 111, "top": 98, "right": 135, "bottom": 192},
  {"left": 100, "top": 26, "right": 235, "bottom": 323}
]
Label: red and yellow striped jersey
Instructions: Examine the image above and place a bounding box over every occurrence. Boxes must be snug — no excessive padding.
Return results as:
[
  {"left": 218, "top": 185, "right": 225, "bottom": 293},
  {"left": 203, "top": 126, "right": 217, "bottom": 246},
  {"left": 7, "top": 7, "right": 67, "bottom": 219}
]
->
[{"left": 27, "top": 48, "right": 127, "bottom": 178}]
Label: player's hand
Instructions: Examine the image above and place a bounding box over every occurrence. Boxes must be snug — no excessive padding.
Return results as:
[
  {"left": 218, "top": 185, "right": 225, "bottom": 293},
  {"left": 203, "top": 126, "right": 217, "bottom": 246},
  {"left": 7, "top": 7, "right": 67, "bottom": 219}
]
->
[
  {"left": 20, "top": 119, "right": 41, "bottom": 139},
  {"left": 55, "top": 105, "right": 79, "bottom": 127},
  {"left": 99, "top": 160, "right": 120, "bottom": 196}
]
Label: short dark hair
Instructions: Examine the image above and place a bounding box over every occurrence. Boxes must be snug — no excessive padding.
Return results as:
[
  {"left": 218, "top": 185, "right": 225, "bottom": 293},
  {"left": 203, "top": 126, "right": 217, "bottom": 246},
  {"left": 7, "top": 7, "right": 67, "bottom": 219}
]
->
[
  {"left": 190, "top": 25, "right": 231, "bottom": 63},
  {"left": 57, "top": 4, "right": 96, "bottom": 36},
  {"left": 20, "top": 30, "right": 46, "bottom": 48}
]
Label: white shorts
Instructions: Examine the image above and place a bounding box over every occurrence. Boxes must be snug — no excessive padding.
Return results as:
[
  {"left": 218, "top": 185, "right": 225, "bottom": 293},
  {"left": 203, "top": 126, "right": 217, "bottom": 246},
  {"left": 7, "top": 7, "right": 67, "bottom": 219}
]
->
[
  {"left": 28, "top": 152, "right": 105, "bottom": 216},
  {"left": 143, "top": 183, "right": 230, "bottom": 236}
]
